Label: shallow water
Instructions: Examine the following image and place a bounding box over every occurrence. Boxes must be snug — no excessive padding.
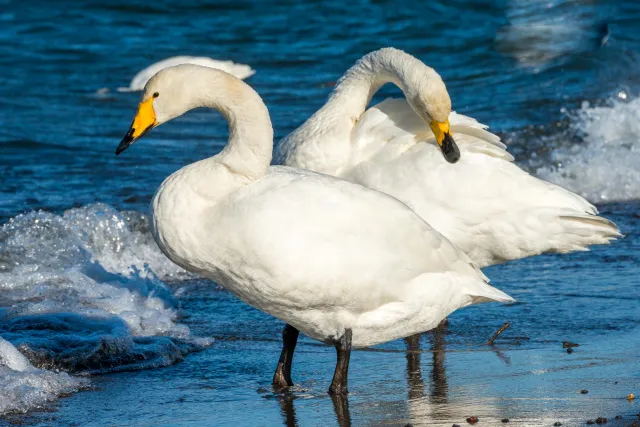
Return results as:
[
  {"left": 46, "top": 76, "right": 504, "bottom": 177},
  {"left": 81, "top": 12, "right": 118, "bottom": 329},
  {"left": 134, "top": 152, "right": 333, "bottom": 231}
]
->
[{"left": 1, "top": 0, "right": 640, "bottom": 425}]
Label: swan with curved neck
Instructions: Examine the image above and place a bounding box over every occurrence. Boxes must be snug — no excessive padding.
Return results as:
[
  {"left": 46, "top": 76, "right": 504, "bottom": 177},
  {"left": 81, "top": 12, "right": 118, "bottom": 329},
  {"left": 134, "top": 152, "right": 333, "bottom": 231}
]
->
[
  {"left": 276, "top": 48, "right": 619, "bottom": 267},
  {"left": 116, "top": 64, "right": 513, "bottom": 394},
  {"left": 278, "top": 47, "right": 459, "bottom": 174}
]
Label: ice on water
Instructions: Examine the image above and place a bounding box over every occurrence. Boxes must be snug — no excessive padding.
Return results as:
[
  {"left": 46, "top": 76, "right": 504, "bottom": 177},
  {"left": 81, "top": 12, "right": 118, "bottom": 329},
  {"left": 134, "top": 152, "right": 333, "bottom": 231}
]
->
[{"left": 0, "top": 203, "right": 212, "bottom": 414}]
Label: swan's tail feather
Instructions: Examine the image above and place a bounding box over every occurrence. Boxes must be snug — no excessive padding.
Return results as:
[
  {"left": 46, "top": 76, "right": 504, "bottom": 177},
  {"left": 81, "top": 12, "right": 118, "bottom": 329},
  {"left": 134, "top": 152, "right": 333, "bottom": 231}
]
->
[
  {"left": 466, "top": 281, "right": 516, "bottom": 305},
  {"left": 551, "top": 213, "right": 622, "bottom": 253}
]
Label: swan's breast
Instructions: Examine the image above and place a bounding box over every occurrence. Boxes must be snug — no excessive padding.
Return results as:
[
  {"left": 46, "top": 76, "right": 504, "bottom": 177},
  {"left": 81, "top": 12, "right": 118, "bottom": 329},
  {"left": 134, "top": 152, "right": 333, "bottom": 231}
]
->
[{"left": 150, "top": 170, "right": 218, "bottom": 275}]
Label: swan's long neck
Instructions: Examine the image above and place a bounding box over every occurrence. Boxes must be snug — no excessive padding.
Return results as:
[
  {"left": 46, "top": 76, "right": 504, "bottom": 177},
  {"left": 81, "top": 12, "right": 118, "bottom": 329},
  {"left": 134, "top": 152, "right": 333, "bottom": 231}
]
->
[
  {"left": 162, "top": 68, "right": 274, "bottom": 179},
  {"left": 320, "top": 47, "right": 425, "bottom": 122},
  {"left": 206, "top": 75, "right": 273, "bottom": 179},
  {"left": 277, "top": 48, "right": 437, "bottom": 173}
]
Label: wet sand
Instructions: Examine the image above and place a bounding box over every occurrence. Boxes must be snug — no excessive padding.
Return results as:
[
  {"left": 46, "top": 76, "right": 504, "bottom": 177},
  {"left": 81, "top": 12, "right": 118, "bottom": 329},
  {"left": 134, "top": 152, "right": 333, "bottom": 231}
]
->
[{"left": 2, "top": 304, "right": 638, "bottom": 427}]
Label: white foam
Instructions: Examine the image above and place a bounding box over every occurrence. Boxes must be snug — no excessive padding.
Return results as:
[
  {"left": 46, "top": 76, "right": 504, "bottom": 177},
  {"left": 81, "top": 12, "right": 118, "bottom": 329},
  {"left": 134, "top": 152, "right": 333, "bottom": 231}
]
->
[
  {"left": 0, "top": 204, "right": 212, "bottom": 414},
  {"left": 0, "top": 337, "right": 89, "bottom": 414},
  {"left": 535, "top": 95, "right": 640, "bottom": 203}
]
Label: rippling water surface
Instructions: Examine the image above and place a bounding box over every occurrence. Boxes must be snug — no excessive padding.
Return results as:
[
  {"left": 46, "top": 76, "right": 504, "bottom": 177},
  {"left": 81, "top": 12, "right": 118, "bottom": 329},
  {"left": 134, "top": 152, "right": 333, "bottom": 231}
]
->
[{"left": 1, "top": 0, "right": 639, "bottom": 425}]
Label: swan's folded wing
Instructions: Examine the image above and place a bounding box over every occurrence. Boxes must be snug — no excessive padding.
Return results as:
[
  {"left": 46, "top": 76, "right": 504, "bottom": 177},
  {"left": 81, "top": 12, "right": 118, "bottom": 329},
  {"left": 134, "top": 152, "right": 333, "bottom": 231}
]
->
[
  {"left": 341, "top": 98, "right": 619, "bottom": 267},
  {"left": 344, "top": 98, "right": 513, "bottom": 170},
  {"left": 207, "top": 167, "right": 488, "bottom": 313}
]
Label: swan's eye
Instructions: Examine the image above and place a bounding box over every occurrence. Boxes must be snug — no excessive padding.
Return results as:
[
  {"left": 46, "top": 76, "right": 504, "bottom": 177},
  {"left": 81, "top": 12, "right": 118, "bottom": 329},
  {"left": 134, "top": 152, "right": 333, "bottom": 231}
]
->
[{"left": 153, "top": 92, "right": 159, "bottom": 98}]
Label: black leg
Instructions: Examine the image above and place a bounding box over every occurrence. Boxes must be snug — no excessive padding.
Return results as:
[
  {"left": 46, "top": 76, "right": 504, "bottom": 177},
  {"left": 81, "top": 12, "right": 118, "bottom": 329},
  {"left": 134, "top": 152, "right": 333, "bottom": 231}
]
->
[
  {"left": 328, "top": 328, "right": 352, "bottom": 396},
  {"left": 273, "top": 324, "right": 299, "bottom": 390}
]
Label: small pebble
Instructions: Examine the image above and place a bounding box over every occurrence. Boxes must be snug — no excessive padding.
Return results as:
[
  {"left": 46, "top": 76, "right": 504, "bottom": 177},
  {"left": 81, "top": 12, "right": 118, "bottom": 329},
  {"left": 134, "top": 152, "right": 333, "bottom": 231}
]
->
[
  {"left": 501, "top": 419, "right": 509, "bottom": 423},
  {"left": 466, "top": 417, "right": 479, "bottom": 425},
  {"left": 586, "top": 420, "right": 594, "bottom": 425},
  {"left": 581, "top": 389, "right": 589, "bottom": 394},
  {"left": 562, "top": 341, "right": 580, "bottom": 348},
  {"left": 554, "top": 423, "right": 562, "bottom": 426},
  {"left": 628, "top": 393, "right": 636, "bottom": 400},
  {"left": 595, "top": 417, "right": 607, "bottom": 424},
  {"left": 615, "top": 415, "right": 622, "bottom": 420},
  {"left": 567, "top": 348, "right": 573, "bottom": 354}
]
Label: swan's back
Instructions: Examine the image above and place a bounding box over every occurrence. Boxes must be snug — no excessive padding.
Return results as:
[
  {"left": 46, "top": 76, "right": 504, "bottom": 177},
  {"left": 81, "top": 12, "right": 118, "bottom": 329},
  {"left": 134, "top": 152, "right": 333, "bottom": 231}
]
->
[
  {"left": 339, "top": 98, "right": 619, "bottom": 266},
  {"left": 208, "top": 166, "right": 484, "bottom": 292}
]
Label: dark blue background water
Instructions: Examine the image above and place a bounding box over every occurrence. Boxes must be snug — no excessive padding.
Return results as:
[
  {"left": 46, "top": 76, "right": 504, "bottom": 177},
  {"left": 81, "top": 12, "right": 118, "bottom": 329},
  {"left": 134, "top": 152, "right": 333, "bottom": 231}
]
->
[{"left": 1, "top": 0, "right": 639, "bottom": 425}]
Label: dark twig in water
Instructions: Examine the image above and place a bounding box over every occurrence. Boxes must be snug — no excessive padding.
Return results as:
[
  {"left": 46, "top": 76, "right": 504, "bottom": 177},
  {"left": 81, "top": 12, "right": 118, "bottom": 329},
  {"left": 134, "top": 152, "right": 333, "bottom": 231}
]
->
[{"left": 487, "top": 322, "right": 510, "bottom": 345}]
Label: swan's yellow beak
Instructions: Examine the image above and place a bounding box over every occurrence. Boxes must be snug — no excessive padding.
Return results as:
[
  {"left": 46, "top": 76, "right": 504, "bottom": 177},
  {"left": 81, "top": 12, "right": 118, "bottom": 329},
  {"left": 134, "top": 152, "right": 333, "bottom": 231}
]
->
[
  {"left": 116, "top": 97, "right": 157, "bottom": 155},
  {"left": 430, "top": 119, "right": 460, "bottom": 164}
]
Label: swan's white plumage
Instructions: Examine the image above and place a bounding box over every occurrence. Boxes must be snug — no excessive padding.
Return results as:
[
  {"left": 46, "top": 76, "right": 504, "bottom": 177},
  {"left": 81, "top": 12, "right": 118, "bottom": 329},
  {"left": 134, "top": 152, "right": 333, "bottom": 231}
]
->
[
  {"left": 120, "top": 56, "right": 255, "bottom": 92},
  {"left": 276, "top": 49, "right": 620, "bottom": 268},
  {"left": 124, "top": 65, "right": 512, "bottom": 349}
]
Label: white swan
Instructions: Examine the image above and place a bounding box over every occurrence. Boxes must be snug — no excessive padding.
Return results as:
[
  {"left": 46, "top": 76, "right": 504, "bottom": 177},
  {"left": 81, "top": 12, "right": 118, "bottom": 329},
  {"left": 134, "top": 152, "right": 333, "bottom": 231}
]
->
[
  {"left": 118, "top": 56, "right": 255, "bottom": 92},
  {"left": 275, "top": 48, "right": 620, "bottom": 268},
  {"left": 115, "top": 65, "right": 514, "bottom": 394}
]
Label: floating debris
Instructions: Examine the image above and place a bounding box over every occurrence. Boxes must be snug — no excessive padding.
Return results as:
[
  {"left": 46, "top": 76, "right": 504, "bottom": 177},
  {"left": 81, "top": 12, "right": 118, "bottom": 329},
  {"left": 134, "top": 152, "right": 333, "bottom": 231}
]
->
[
  {"left": 615, "top": 415, "right": 622, "bottom": 420},
  {"left": 581, "top": 390, "right": 589, "bottom": 394},
  {"left": 595, "top": 417, "right": 607, "bottom": 424},
  {"left": 501, "top": 419, "right": 510, "bottom": 423},
  {"left": 562, "top": 341, "right": 580, "bottom": 348},
  {"left": 586, "top": 420, "right": 594, "bottom": 425},
  {"left": 488, "top": 322, "right": 511, "bottom": 345},
  {"left": 567, "top": 348, "right": 573, "bottom": 354},
  {"left": 628, "top": 393, "right": 636, "bottom": 400},
  {"left": 467, "top": 416, "right": 479, "bottom": 425},
  {"left": 554, "top": 423, "right": 562, "bottom": 426}
]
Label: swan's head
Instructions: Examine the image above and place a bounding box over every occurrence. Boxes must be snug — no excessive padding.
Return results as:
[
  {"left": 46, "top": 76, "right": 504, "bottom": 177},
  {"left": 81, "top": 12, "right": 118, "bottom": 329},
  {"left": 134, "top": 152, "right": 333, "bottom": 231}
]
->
[
  {"left": 116, "top": 65, "right": 204, "bottom": 155},
  {"left": 406, "top": 71, "right": 460, "bottom": 164}
]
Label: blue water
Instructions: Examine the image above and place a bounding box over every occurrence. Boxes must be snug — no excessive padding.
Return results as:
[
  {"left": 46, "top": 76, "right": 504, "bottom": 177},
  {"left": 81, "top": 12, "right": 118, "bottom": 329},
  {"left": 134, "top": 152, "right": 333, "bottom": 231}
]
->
[{"left": 1, "top": 0, "right": 639, "bottom": 425}]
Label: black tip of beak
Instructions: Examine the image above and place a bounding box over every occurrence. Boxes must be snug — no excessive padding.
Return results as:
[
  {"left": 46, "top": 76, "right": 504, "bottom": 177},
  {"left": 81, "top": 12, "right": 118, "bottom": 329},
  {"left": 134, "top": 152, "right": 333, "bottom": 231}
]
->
[
  {"left": 440, "top": 133, "right": 460, "bottom": 164},
  {"left": 116, "top": 127, "right": 135, "bottom": 156}
]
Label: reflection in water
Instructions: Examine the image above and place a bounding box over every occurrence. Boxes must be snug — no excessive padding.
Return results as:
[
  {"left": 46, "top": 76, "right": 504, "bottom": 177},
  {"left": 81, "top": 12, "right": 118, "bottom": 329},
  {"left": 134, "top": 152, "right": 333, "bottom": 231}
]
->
[
  {"left": 404, "top": 333, "right": 424, "bottom": 401},
  {"left": 330, "top": 394, "right": 352, "bottom": 427},
  {"left": 277, "top": 392, "right": 299, "bottom": 427},
  {"left": 277, "top": 389, "right": 352, "bottom": 427},
  {"left": 404, "top": 320, "right": 450, "bottom": 423},
  {"left": 276, "top": 386, "right": 352, "bottom": 427},
  {"left": 430, "top": 322, "right": 448, "bottom": 404}
]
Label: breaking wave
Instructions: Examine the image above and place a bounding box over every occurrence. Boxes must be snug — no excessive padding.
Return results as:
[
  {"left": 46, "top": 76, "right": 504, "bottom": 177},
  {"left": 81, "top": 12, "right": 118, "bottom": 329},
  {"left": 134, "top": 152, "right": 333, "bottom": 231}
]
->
[
  {"left": 535, "top": 94, "right": 640, "bottom": 203},
  {"left": 0, "top": 204, "right": 212, "bottom": 414}
]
